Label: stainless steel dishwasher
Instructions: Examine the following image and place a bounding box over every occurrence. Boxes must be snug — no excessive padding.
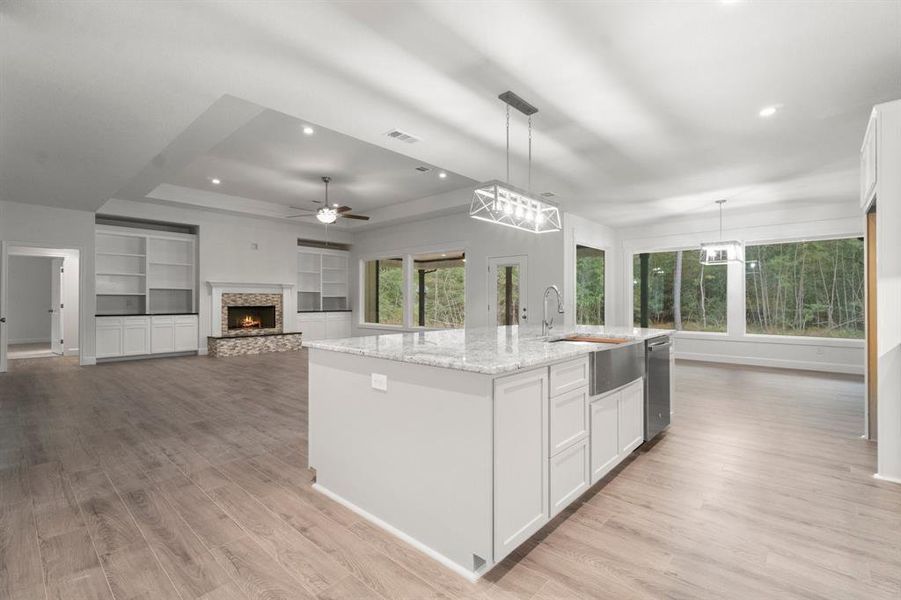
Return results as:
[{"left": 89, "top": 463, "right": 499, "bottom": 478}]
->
[{"left": 645, "top": 336, "right": 672, "bottom": 440}]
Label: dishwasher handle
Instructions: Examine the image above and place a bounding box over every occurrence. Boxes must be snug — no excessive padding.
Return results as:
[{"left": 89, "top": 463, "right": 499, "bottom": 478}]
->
[{"left": 647, "top": 339, "right": 672, "bottom": 351}]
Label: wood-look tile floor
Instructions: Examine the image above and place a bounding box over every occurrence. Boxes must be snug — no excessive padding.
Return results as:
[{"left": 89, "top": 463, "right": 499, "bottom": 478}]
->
[{"left": 1, "top": 351, "right": 899, "bottom": 599}]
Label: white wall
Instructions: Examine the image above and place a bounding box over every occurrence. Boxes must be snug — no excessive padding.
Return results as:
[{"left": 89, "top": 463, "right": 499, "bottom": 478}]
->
[
  {"left": 869, "top": 99, "right": 901, "bottom": 483},
  {"left": 0, "top": 200, "right": 95, "bottom": 363},
  {"left": 100, "top": 198, "right": 352, "bottom": 346},
  {"left": 349, "top": 188, "right": 566, "bottom": 334},
  {"left": 617, "top": 202, "right": 865, "bottom": 374},
  {"left": 7, "top": 256, "right": 52, "bottom": 344}
]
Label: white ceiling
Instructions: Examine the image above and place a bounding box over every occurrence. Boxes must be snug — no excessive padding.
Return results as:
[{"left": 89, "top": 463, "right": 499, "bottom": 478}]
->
[{"left": 2, "top": 1, "right": 899, "bottom": 226}]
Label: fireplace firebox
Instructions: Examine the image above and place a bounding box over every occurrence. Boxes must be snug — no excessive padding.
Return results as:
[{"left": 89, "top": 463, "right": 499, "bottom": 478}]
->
[{"left": 227, "top": 305, "right": 276, "bottom": 330}]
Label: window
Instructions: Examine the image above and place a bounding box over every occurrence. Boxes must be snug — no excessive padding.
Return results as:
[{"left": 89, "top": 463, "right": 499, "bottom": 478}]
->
[
  {"left": 576, "top": 245, "right": 605, "bottom": 325},
  {"left": 633, "top": 250, "right": 727, "bottom": 332},
  {"left": 746, "top": 238, "right": 864, "bottom": 338},
  {"left": 363, "top": 257, "right": 404, "bottom": 325},
  {"left": 413, "top": 252, "right": 465, "bottom": 328}
]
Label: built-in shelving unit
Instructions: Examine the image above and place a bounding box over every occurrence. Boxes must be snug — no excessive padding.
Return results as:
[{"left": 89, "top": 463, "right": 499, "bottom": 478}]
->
[
  {"left": 297, "top": 248, "right": 348, "bottom": 311},
  {"left": 96, "top": 225, "right": 197, "bottom": 315}
]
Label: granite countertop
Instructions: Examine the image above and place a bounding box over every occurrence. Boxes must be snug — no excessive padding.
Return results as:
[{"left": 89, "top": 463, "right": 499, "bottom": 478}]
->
[{"left": 303, "top": 325, "right": 673, "bottom": 375}]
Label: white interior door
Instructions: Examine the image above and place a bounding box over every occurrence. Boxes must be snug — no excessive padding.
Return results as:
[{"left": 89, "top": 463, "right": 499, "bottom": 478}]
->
[
  {"left": 0, "top": 242, "right": 8, "bottom": 373},
  {"left": 488, "top": 256, "right": 528, "bottom": 326},
  {"left": 50, "top": 257, "right": 64, "bottom": 355}
]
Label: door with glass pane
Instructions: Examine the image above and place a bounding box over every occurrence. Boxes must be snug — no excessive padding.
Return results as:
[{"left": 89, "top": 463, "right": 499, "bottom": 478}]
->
[{"left": 488, "top": 256, "right": 527, "bottom": 326}]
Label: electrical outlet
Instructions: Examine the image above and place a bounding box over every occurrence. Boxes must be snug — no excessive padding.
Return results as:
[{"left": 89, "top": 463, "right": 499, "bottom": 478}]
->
[{"left": 371, "top": 373, "right": 388, "bottom": 392}]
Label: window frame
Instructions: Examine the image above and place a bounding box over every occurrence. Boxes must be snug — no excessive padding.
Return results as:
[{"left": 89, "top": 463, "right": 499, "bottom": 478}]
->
[
  {"left": 630, "top": 245, "right": 730, "bottom": 335},
  {"left": 573, "top": 242, "right": 607, "bottom": 326},
  {"left": 357, "top": 244, "right": 468, "bottom": 331},
  {"left": 743, "top": 235, "right": 865, "bottom": 341}
]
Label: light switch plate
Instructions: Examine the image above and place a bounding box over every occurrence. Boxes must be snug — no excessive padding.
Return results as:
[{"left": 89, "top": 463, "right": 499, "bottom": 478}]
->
[{"left": 371, "top": 373, "right": 388, "bottom": 392}]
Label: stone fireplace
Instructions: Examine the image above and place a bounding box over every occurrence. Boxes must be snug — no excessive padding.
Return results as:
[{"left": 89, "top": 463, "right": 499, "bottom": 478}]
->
[{"left": 206, "top": 282, "right": 302, "bottom": 357}]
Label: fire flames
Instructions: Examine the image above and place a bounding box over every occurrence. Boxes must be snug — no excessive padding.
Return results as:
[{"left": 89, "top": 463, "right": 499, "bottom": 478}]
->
[{"left": 240, "top": 314, "right": 262, "bottom": 328}]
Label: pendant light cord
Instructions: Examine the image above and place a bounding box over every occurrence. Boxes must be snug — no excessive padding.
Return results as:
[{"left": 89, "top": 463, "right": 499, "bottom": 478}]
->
[
  {"left": 528, "top": 115, "right": 532, "bottom": 192},
  {"left": 505, "top": 103, "right": 510, "bottom": 182}
]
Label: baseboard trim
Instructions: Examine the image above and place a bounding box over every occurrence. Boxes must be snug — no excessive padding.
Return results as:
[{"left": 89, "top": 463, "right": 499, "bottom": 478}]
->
[
  {"left": 312, "top": 483, "right": 482, "bottom": 582},
  {"left": 9, "top": 338, "right": 50, "bottom": 345},
  {"left": 675, "top": 352, "right": 863, "bottom": 375},
  {"left": 874, "top": 473, "right": 901, "bottom": 485}
]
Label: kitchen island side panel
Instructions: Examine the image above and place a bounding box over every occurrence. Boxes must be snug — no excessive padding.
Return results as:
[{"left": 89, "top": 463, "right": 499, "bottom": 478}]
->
[{"left": 308, "top": 348, "right": 495, "bottom": 574}]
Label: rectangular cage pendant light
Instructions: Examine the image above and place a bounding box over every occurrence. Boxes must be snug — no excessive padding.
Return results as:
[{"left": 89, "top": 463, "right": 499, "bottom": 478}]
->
[
  {"left": 470, "top": 180, "right": 562, "bottom": 233},
  {"left": 471, "top": 91, "right": 561, "bottom": 234},
  {"left": 699, "top": 199, "right": 743, "bottom": 265}
]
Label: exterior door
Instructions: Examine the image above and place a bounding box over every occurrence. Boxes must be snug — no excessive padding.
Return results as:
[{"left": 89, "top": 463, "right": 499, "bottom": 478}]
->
[
  {"left": 488, "top": 256, "right": 528, "bottom": 326},
  {"left": 0, "top": 242, "right": 7, "bottom": 373},
  {"left": 50, "top": 257, "right": 64, "bottom": 355}
]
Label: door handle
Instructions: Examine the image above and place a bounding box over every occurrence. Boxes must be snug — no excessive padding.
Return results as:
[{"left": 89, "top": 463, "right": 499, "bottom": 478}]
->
[{"left": 0, "top": 317, "right": 5, "bottom": 323}]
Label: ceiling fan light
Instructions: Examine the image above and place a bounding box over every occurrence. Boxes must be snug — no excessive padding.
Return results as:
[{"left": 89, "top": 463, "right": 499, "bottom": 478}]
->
[{"left": 316, "top": 207, "right": 338, "bottom": 224}]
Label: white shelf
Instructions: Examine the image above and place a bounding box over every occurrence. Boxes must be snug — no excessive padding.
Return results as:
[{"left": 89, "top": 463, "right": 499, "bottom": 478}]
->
[
  {"left": 97, "top": 252, "right": 146, "bottom": 258},
  {"left": 96, "top": 272, "right": 146, "bottom": 277},
  {"left": 97, "top": 292, "right": 145, "bottom": 296},
  {"left": 150, "top": 261, "right": 192, "bottom": 267}
]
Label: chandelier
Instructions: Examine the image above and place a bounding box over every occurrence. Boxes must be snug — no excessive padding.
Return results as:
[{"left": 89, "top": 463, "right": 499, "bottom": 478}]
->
[
  {"left": 469, "top": 91, "right": 561, "bottom": 234},
  {"left": 700, "top": 199, "right": 743, "bottom": 265}
]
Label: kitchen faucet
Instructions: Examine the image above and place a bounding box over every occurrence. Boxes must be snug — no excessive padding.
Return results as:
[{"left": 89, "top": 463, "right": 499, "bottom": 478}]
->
[{"left": 542, "top": 285, "right": 565, "bottom": 336}]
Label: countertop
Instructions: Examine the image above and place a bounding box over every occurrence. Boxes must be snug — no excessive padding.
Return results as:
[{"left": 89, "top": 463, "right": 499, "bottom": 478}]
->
[{"left": 303, "top": 325, "right": 673, "bottom": 375}]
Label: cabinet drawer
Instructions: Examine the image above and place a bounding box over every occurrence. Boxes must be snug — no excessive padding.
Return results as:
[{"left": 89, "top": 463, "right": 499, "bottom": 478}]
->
[
  {"left": 549, "top": 357, "right": 589, "bottom": 397},
  {"left": 549, "top": 438, "right": 589, "bottom": 517},
  {"left": 549, "top": 387, "right": 588, "bottom": 456}
]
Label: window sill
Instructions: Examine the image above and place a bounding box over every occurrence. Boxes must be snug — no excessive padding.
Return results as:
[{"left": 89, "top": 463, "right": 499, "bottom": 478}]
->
[{"left": 675, "top": 331, "right": 864, "bottom": 347}]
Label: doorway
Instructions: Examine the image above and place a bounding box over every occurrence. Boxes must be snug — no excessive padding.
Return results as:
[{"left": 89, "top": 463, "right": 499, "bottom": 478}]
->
[
  {"left": 866, "top": 207, "right": 877, "bottom": 440},
  {"left": 488, "top": 256, "right": 527, "bottom": 326},
  {"left": 0, "top": 244, "right": 81, "bottom": 371}
]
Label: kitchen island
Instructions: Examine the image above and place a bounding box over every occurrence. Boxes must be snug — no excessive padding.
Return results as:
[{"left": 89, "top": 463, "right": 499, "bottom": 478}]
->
[{"left": 305, "top": 325, "right": 673, "bottom": 580}]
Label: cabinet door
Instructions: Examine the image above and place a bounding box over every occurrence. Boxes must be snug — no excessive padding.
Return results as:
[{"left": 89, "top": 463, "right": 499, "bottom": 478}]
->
[
  {"left": 325, "top": 313, "right": 352, "bottom": 339},
  {"left": 549, "top": 387, "right": 588, "bottom": 456},
  {"left": 151, "top": 317, "right": 175, "bottom": 354},
  {"left": 95, "top": 319, "right": 123, "bottom": 358},
  {"left": 122, "top": 317, "right": 150, "bottom": 356},
  {"left": 298, "top": 315, "right": 326, "bottom": 341},
  {"left": 590, "top": 391, "right": 620, "bottom": 485},
  {"left": 174, "top": 316, "right": 198, "bottom": 351},
  {"left": 549, "top": 438, "right": 589, "bottom": 516},
  {"left": 493, "top": 367, "right": 549, "bottom": 563},
  {"left": 618, "top": 379, "right": 645, "bottom": 456}
]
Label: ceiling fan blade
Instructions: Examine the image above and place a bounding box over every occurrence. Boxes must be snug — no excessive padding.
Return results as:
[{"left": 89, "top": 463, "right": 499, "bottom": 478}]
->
[
  {"left": 285, "top": 212, "right": 314, "bottom": 218},
  {"left": 340, "top": 213, "right": 370, "bottom": 221},
  {"left": 335, "top": 206, "right": 353, "bottom": 213}
]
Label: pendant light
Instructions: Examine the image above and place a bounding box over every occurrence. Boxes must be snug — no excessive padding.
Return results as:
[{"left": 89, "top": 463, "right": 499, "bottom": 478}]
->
[
  {"left": 469, "top": 91, "right": 562, "bottom": 234},
  {"left": 700, "top": 199, "right": 743, "bottom": 265}
]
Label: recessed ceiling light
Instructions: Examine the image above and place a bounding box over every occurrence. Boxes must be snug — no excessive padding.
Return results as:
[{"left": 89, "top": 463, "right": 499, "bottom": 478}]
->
[
  {"left": 303, "top": 126, "right": 314, "bottom": 135},
  {"left": 210, "top": 178, "right": 221, "bottom": 185},
  {"left": 758, "top": 105, "right": 780, "bottom": 118},
  {"left": 439, "top": 172, "right": 447, "bottom": 179}
]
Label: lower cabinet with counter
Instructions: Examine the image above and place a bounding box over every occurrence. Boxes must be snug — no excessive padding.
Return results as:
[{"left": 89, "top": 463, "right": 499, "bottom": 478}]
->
[
  {"left": 309, "top": 342, "right": 656, "bottom": 580},
  {"left": 95, "top": 314, "right": 198, "bottom": 360},
  {"left": 297, "top": 311, "right": 352, "bottom": 340}
]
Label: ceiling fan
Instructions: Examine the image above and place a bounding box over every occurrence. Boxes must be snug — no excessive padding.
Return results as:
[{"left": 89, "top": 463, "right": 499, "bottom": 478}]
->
[{"left": 286, "top": 176, "right": 370, "bottom": 224}]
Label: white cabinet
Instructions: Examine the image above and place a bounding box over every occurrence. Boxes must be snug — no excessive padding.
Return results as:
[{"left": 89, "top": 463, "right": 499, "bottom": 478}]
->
[
  {"left": 589, "top": 377, "right": 645, "bottom": 486},
  {"left": 618, "top": 379, "right": 645, "bottom": 455},
  {"left": 861, "top": 113, "right": 877, "bottom": 207},
  {"left": 298, "top": 312, "right": 326, "bottom": 340},
  {"left": 589, "top": 391, "right": 620, "bottom": 484},
  {"left": 150, "top": 316, "right": 175, "bottom": 354},
  {"left": 298, "top": 311, "right": 352, "bottom": 341},
  {"left": 122, "top": 317, "right": 151, "bottom": 356},
  {"left": 96, "top": 317, "right": 124, "bottom": 358},
  {"left": 298, "top": 247, "right": 349, "bottom": 312},
  {"left": 549, "top": 356, "right": 589, "bottom": 397},
  {"left": 174, "top": 315, "right": 199, "bottom": 351},
  {"left": 95, "top": 314, "right": 197, "bottom": 360},
  {"left": 549, "top": 438, "right": 589, "bottom": 517},
  {"left": 325, "top": 312, "right": 352, "bottom": 339},
  {"left": 549, "top": 387, "right": 588, "bottom": 455},
  {"left": 493, "top": 367, "right": 548, "bottom": 562}
]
